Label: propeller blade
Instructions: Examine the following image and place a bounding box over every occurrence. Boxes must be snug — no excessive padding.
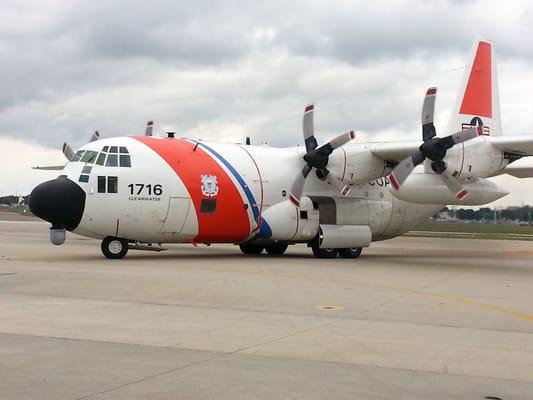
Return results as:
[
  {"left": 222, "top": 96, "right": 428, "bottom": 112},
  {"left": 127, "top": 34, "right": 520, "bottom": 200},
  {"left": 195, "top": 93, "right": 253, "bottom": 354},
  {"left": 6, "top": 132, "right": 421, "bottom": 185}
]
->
[
  {"left": 145, "top": 121, "right": 153, "bottom": 136},
  {"left": 451, "top": 126, "right": 480, "bottom": 144},
  {"left": 327, "top": 130, "right": 355, "bottom": 150},
  {"left": 324, "top": 169, "right": 351, "bottom": 196},
  {"left": 422, "top": 87, "right": 437, "bottom": 142},
  {"left": 388, "top": 152, "right": 425, "bottom": 190},
  {"left": 303, "top": 104, "right": 318, "bottom": 152},
  {"left": 439, "top": 127, "right": 479, "bottom": 149},
  {"left": 440, "top": 169, "right": 468, "bottom": 200},
  {"left": 62, "top": 143, "right": 74, "bottom": 161},
  {"left": 289, "top": 164, "right": 312, "bottom": 206},
  {"left": 316, "top": 131, "right": 355, "bottom": 155},
  {"left": 89, "top": 131, "right": 100, "bottom": 142}
]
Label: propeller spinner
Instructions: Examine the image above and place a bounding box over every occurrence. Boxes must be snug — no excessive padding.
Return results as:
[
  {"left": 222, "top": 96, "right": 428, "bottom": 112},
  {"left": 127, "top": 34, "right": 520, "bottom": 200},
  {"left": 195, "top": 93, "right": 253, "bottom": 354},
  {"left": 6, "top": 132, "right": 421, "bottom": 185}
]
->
[
  {"left": 388, "top": 87, "right": 481, "bottom": 200},
  {"left": 289, "top": 105, "right": 355, "bottom": 207}
]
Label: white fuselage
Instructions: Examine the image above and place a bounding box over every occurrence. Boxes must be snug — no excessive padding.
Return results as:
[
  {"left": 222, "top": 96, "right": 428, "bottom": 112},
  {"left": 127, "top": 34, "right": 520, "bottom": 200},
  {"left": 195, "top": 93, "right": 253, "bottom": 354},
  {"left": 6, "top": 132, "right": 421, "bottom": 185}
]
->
[{"left": 60, "top": 136, "right": 443, "bottom": 245}]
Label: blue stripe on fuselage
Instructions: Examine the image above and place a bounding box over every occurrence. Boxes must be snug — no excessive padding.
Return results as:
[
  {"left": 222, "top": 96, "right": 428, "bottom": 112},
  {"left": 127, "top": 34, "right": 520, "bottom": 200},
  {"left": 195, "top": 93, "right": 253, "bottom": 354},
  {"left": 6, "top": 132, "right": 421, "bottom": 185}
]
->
[{"left": 197, "top": 143, "right": 272, "bottom": 238}]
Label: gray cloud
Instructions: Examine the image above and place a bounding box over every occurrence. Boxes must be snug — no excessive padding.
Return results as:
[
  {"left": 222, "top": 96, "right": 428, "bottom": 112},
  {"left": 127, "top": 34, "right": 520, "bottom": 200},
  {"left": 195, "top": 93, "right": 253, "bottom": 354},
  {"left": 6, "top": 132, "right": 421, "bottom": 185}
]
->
[{"left": 1, "top": 0, "right": 532, "bottom": 151}]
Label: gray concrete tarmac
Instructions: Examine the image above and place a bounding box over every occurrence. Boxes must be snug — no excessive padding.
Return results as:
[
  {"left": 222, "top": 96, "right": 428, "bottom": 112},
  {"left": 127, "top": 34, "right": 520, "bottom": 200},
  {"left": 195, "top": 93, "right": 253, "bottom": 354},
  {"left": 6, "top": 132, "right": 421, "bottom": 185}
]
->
[{"left": 1, "top": 217, "right": 533, "bottom": 399}]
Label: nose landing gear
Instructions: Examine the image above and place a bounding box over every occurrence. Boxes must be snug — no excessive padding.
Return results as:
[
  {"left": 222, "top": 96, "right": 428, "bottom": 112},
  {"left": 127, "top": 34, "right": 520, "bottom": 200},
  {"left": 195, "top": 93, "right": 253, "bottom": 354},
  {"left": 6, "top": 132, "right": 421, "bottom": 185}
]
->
[{"left": 101, "top": 236, "right": 129, "bottom": 259}]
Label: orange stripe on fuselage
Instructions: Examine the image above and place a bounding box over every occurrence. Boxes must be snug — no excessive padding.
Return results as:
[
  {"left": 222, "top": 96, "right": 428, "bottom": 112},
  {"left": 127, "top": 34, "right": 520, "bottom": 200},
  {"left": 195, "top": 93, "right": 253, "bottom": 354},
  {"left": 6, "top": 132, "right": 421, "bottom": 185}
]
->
[
  {"left": 459, "top": 41, "right": 492, "bottom": 118},
  {"left": 134, "top": 137, "right": 250, "bottom": 243}
]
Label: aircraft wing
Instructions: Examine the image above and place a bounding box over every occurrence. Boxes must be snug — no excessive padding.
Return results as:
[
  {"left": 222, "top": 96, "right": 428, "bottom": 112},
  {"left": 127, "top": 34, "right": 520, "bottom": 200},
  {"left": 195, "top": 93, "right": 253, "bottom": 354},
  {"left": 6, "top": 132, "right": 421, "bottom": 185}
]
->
[
  {"left": 367, "top": 140, "right": 421, "bottom": 162},
  {"left": 32, "top": 165, "right": 65, "bottom": 170},
  {"left": 367, "top": 135, "right": 533, "bottom": 162},
  {"left": 489, "top": 135, "right": 533, "bottom": 156}
]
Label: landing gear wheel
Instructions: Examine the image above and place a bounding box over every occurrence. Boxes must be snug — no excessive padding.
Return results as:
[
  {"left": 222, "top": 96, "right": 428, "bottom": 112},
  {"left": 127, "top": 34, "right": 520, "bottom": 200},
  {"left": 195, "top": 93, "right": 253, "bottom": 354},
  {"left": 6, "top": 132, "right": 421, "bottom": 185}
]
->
[
  {"left": 265, "top": 243, "right": 288, "bottom": 255},
  {"left": 101, "top": 236, "right": 129, "bottom": 259},
  {"left": 311, "top": 243, "right": 338, "bottom": 259},
  {"left": 239, "top": 243, "right": 264, "bottom": 255},
  {"left": 338, "top": 247, "right": 362, "bottom": 259}
]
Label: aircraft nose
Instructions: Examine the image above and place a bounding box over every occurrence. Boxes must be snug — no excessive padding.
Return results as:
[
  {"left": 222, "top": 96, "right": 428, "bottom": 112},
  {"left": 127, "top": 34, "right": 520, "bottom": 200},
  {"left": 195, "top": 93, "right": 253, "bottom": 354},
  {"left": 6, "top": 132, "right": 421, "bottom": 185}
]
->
[{"left": 29, "top": 176, "right": 86, "bottom": 231}]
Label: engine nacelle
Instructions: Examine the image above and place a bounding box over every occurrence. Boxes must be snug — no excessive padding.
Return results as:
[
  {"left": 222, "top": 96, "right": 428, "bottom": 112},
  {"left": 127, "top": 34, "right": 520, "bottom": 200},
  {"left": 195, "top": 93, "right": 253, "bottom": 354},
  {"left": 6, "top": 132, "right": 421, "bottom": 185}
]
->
[
  {"left": 261, "top": 197, "right": 319, "bottom": 241},
  {"left": 389, "top": 173, "right": 508, "bottom": 205},
  {"left": 319, "top": 224, "right": 372, "bottom": 249},
  {"left": 329, "top": 145, "right": 387, "bottom": 184}
]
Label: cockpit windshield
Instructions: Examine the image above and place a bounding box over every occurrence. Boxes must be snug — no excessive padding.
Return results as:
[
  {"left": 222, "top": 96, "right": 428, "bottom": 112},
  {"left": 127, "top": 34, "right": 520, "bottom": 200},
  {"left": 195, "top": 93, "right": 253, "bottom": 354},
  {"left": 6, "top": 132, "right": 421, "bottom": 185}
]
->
[
  {"left": 72, "top": 150, "right": 85, "bottom": 162},
  {"left": 80, "top": 151, "right": 98, "bottom": 164},
  {"left": 69, "top": 146, "right": 131, "bottom": 167}
]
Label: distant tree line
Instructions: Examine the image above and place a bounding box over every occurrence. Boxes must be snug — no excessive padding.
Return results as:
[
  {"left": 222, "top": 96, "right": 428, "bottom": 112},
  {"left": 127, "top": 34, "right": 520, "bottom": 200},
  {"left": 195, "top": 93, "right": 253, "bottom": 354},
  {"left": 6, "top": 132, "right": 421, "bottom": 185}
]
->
[
  {"left": 0, "top": 196, "right": 24, "bottom": 206},
  {"left": 440, "top": 206, "right": 533, "bottom": 223}
]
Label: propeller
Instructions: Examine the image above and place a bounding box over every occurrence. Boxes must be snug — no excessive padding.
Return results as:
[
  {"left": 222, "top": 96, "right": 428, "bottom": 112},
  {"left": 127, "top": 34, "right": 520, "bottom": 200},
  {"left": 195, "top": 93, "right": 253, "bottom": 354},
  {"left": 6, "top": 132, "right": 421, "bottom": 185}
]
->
[
  {"left": 62, "top": 143, "right": 75, "bottom": 161},
  {"left": 89, "top": 130, "right": 100, "bottom": 142},
  {"left": 388, "top": 87, "right": 481, "bottom": 200},
  {"left": 289, "top": 104, "right": 355, "bottom": 207},
  {"left": 145, "top": 120, "right": 153, "bottom": 136},
  {"left": 62, "top": 131, "right": 101, "bottom": 161}
]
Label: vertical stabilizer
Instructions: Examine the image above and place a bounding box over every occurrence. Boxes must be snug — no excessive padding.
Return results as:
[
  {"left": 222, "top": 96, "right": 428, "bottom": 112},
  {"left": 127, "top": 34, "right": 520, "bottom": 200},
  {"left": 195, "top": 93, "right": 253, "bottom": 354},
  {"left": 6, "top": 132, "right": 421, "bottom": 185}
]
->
[{"left": 448, "top": 40, "right": 502, "bottom": 136}]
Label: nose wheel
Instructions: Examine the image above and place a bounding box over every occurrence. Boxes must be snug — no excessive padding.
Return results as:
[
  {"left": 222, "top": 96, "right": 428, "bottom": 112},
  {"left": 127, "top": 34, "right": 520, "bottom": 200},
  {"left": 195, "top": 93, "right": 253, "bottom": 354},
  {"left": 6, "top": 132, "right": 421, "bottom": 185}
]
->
[{"left": 101, "top": 236, "right": 129, "bottom": 259}]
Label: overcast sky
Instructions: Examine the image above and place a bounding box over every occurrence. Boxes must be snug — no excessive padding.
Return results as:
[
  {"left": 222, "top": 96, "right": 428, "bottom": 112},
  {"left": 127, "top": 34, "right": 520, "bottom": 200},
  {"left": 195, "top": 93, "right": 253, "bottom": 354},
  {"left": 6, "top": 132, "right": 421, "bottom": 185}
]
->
[{"left": 1, "top": 0, "right": 533, "bottom": 206}]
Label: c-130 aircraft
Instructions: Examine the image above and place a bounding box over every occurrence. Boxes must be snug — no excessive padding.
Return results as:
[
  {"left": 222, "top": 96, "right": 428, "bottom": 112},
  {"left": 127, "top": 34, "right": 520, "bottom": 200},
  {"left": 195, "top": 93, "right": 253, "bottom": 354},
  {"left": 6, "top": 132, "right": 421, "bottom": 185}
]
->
[{"left": 29, "top": 40, "right": 533, "bottom": 259}]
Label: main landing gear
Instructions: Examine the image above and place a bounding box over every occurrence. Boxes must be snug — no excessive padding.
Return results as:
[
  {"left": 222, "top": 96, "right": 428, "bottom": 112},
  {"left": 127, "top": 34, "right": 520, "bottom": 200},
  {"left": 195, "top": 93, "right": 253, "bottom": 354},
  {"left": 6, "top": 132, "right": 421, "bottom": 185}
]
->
[
  {"left": 239, "top": 243, "right": 289, "bottom": 256},
  {"left": 311, "top": 246, "right": 363, "bottom": 258},
  {"left": 239, "top": 241, "right": 362, "bottom": 259},
  {"left": 310, "top": 245, "right": 363, "bottom": 259},
  {"left": 338, "top": 247, "right": 363, "bottom": 259},
  {"left": 101, "top": 236, "right": 129, "bottom": 259},
  {"left": 310, "top": 238, "right": 362, "bottom": 259}
]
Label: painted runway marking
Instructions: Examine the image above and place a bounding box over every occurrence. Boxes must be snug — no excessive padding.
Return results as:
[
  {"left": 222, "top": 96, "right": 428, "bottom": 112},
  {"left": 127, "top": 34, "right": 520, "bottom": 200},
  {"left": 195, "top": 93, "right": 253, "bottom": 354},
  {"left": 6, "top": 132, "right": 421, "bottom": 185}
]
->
[{"left": 229, "top": 270, "right": 533, "bottom": 323}]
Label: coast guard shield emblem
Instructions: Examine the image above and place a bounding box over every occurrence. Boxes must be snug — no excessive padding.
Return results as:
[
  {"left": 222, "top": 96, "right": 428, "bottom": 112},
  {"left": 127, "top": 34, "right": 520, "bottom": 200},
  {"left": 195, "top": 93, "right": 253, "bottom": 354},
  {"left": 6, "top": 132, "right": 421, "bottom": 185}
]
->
[{"left": 201, "top": 175, "right": 219, "bottom": 197}]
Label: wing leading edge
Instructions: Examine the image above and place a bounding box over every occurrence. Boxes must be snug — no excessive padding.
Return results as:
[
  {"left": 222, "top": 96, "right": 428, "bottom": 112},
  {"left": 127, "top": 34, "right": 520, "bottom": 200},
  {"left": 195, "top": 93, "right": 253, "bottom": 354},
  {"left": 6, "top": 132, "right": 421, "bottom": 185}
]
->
[{"left": 368, "top": 141, "right": 421, "bottom": 162}]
